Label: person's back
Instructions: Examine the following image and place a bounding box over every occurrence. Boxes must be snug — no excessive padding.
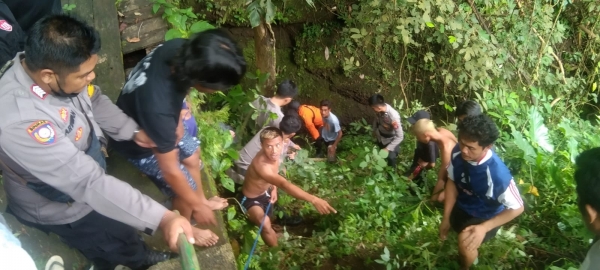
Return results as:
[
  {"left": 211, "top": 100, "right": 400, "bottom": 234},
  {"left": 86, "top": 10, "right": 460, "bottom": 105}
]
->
[{"left": 298, "top": 104, "right": 323, "bottom": 140}]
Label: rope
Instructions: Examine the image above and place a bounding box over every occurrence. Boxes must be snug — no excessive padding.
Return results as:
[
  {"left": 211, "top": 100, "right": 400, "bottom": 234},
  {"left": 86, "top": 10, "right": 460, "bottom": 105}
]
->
[{"left": 243, "top": 201, "right": 272, "bottom": 270}]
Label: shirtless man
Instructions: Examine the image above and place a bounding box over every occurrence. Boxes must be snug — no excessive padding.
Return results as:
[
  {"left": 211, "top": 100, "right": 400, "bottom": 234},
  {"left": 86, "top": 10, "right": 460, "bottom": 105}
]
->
[
  {"left": 412, "top": 119, "right": 458, "bottom": 202},
  {"left": 242, "top": 127, "right": 337, "bottom": 247}
]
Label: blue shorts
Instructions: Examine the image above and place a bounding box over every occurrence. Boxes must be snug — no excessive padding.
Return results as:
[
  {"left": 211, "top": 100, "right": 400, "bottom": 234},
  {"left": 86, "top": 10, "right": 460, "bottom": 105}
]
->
[{"left": 128, "top": 124, "right": 200, "bottom": 198}]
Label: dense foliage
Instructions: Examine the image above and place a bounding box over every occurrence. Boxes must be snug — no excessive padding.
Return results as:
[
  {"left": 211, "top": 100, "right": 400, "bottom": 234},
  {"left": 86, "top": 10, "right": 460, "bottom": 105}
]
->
[{"left": 152, "top": 0, "right": 600, "bottom": 269}]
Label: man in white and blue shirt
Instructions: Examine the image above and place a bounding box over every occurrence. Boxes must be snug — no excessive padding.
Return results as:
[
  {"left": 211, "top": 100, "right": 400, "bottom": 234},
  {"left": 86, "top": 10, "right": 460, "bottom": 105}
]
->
[
  {"left": 317, "top": 99, "right": 343, "bottom": 161},
  {"left": 439, "top": 114, "right": 524, "bottom": 269}
]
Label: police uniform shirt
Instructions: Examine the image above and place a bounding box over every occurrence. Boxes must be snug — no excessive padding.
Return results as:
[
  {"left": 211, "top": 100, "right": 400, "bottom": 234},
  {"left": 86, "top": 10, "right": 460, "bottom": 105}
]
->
[
  {"left": 0, "top": 53, "right": 166, "bottom": 233},
  {"left": 447, "top": 149, "right": 524, "bottom": 219},
  {"left": 372, "top": 103, "right": 404, "bottom": 150}
]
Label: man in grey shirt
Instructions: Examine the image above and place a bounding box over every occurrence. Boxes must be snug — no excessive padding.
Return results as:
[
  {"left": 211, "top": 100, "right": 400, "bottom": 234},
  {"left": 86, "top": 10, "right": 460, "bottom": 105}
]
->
[
  {"left": 0, "top": 15, "right": 217, "bottom": 270},
  {"left": 252, "top": 79, "right": 298, "bottom": 128},
  {"left": 573, "top": 148, "right": 600, "bottom": 269},
  {"left": 317, "top": 99, "right": 343, "bottom": 161}
]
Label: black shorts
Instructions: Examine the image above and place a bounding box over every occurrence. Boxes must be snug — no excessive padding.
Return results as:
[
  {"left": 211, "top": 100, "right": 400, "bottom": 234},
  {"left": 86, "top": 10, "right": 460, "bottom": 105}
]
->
[
  {"left": 241, "top": 186, "right": 274, "bottom": 217},
  {"left": 450, "top": 205, "right": 499, "bottom": 243}
]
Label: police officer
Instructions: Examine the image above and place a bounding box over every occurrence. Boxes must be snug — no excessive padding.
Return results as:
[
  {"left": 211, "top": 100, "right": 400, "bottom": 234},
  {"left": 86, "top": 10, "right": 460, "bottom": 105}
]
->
[
  {"left": 369, "top": 94, "right": 404, "bottom": 168},
  {"left": 0, "top": 15, "right": 218, "bottom": 270}
]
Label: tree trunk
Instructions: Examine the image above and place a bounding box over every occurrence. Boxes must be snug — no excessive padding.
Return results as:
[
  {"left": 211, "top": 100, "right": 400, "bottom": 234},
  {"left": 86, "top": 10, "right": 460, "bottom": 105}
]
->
[{"left": 253, "top": 21, "right": 277, "bottom": 95}]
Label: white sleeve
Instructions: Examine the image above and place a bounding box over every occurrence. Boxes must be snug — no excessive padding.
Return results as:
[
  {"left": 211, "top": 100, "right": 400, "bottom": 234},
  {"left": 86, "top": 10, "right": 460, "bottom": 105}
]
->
[
  {"left": 447, "top": 162, "right": 455, "bottom": 181},
  {"left": 498, "top": 179, "right": 524, "bottom": 209}
]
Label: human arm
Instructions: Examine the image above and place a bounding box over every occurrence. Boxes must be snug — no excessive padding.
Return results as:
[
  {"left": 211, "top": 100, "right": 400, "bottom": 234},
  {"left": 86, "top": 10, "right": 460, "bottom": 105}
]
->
[
  {"left": 332, "top": 120, "right": 343, "bottom": 148},
  {"left": 427, "top": 142, "right": 438, "bottom": 168},
  {"left": 440, "top": 177, "right": 458, "bottom": 240},
  {"left": 0, "top": 119, "right": 167, "bottom": 232},
  {"left": 154, "top": 149, "right": 216, "bottom": 225},
  {"left": 270, "top": 186, "right": 278, "bottom": 203},
  {"left": 304, "top": 116, "right": 320, "bottom": 141},
  {"left": 256, "top": 165, "right": 336, "bottom": 214},
  {"left": 462, "top": 179, "right": 524, "bottom": 251},
  {"left": 385, "top": 111, "right": 404, "bottom": 151},
  {"left": 88, "top": 85, "right": 137, "bottom": 141}
]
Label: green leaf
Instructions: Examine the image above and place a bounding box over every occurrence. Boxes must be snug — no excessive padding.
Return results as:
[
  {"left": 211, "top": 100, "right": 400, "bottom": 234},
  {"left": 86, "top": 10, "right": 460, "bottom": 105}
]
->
[
  {"left": 350, "top": 34, "right": 363, "bottom": 39},
  {"left": 152, "top": 3, "right": 160, "bottom": 14},
  {"left": 247, "top": 2, "right": 262, "bottom": 28},
  {"left": 512, "top": 130, "right": 536, "bottom": 161},
  {"left": 359, "top": 161, "right": 367, "bottom": 168},
  {"left": 567, "top": 137, "right": 579, "bottom": 164},
  {"left": 425, "top": 22, "right": 435, "bottom": 28},
  {"left": 165, "top": 29, "right": 182, "bottom": 41},
  {"left": 528, "top": 107, "right": 554, "bottom": 153},
  {"left": 448, "top": 35, "right": 457, "bottom": 43},
  {"left": 305, "top": 0, "right": 315, "bottom": 7},
  {"left": 350, "top": 28, "right": 361, "bottom": 34},
  {"left": 379, "top": 149, "right": 389, "bottom": 159},
  {"left": 227, "top": 206, "right": 236, "bottom": 220},
  {"left": 265, "top": 0, "right": 275, "bottom": 23},
  {"left": 593, "top": 82, "right": 597, "bottom": 92},
  {"left": 190, "top": 21, "right": 215, "bottom": 33},
  {"left": 220, "top": 176, "right": 235, "bottom": 192}
]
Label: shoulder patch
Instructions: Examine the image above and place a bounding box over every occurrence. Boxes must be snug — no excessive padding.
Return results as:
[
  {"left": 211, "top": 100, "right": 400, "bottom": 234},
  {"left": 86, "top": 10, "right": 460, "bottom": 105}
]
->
[
  {"left": 31, "top": 85, "right": 47, "bottom": 100},
  {"left": 87, "top": 84, "right": 95, "bottom": 98},
  {"left": 0, "top": 20, "right": 12, "bottom": 32},
  {"left": 59, "top": 108, "right": 69, "bottom": 123},
  {"left": 75, "top": 127, "right": 83, "bottom": 141},
  {"left": 27, "top": 121, "right": 56, "bottom": 145}
]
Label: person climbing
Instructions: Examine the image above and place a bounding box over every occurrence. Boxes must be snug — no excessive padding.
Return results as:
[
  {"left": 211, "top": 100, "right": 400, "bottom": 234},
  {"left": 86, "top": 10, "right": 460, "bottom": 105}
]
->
[
  {"left": 439, "top": 114, "right": 524, "bottom": 270},
  {"left": 318, "top": 99, "right": 343, "bottom": 162},
  {"left": 241, "top": 127, "right": 337, "bottom": 247},
  {"left": 405, "top": 110, "right": 440, "bottom": 182},
  {"left": 111, "top": 29, "right": 247, "bottom": 224},
  {"left": 252, "top": 79, "right": 298, "bottom": 128},
  {"left": 572, "top": 147, "right": 600, "bottom": 269},
  {"left": 369, "top": 94, "right": 404, "bottom": 168},
  {"left": 0, "top": 14, "right": 218, "bottom": 270},
  {"left": 286, "top": 100, "right": 323, "bottom": 143},
  {"left": 411, "top": 118, "right": 457, "bottom": 202}
]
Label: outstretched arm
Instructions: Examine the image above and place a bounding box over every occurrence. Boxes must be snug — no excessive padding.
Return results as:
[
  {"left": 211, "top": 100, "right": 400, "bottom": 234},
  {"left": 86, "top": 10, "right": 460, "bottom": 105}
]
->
[{"left": 257, "top": 166, "right": 336, "bottom": 214}]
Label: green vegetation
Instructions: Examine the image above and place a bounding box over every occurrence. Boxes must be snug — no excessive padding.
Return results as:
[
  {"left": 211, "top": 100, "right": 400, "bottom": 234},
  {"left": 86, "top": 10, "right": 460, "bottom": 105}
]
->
[{"left": 152, "top": 0, "right": 600, "bottom": 268}]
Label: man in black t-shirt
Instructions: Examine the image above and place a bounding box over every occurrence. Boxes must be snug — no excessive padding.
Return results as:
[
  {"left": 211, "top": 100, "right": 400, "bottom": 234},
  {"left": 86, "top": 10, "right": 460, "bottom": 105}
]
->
[
  {"left": 405, "top": 110, "right": 440, "bottom": 182},
  {"left": 112, "top": 29, "right": 246, "bottom": 226}
]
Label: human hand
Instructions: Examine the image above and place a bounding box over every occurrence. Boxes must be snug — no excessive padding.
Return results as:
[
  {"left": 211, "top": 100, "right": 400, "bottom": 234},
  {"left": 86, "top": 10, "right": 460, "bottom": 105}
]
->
[
  {"left": 158, "top": 211, "right": 195, "bottom": 252},
  {"left": 462, "top": 224, "right": 487, "bottom": 251},
  {"left": 418, "top": 159, "right": 429, "bottom": 168},
  {"left": 288, "top": 151, "right": 297, "bottom": 160},
  {"left": 192, "top": 204, "right": 217, "bottom": 226},
  {"left": 439, "top": 219, "right": 451, "bottom": 241},
  {"left": 311, "top": 197, "right": 337, "bottom": 214},
  {"left": 229, "top": 130, "right": 236, "bottom": 138},
  {"left": 134, "top": 130, "right": 156, "bottom": 148},
  {"left": 270, "top": 188, "right": 278, "bottom": 203},
  {"left": 293, "top": 144, "right": 301, "bottom": 150}
]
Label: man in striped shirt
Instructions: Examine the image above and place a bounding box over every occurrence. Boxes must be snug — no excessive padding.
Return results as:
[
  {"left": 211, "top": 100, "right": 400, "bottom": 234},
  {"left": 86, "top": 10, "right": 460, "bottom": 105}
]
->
[{"left": 439, "top": 114, "right": 524, "bottom": 269}]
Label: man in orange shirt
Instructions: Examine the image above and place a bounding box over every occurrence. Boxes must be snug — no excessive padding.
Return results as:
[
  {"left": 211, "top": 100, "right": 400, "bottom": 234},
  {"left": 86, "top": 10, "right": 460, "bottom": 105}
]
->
[{"left": 287, "top": 100, "right": 323, "bottom": 141}]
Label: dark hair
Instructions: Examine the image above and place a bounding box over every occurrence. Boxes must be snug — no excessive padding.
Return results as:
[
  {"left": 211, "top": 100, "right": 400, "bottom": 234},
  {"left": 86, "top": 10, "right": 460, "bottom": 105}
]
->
[
  {"left": 171, "top": 29, "right": 246, "bottom": 92},
  {"left": 455, "top": 100, "right": 482, "bottom": 117},
  {"left": 287, "top": 100, "right": 301, "bottom": 112},
  {"left": 368, "top": 94, "right": 385, "bottom": 106},
  {"left": 279, "top": 114, "right": 302, "bottom": 134},
  {"left": 24, "top": 14, "right": 101, "bottom": 76},
  {"left": 457, "top": 114, "right": 499, "bottom": 147},
  {"left": 575, "top": 148, "right": 600, "bottom": 214},
  {"left": 320, "top": 99, "right": 332, "bottom": 108},
  {"left": 275, "top": 80, "right": 298, "bottom": 98}
]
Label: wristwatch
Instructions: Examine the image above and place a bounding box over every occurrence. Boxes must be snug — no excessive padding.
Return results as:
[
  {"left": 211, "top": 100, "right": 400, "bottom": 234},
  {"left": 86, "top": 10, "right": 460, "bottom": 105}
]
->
[{"left": 132, "top": 127, "right": 140, "bottom": 140}]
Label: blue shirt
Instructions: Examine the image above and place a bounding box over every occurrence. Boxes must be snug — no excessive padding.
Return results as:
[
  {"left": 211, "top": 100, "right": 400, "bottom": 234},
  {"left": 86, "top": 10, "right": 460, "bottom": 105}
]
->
[
  {"left": 320, "top": 112, "right": 341, "bottom": 142},
  {"left": 447, "top": 149, "right": 523, "bottom": 219}
]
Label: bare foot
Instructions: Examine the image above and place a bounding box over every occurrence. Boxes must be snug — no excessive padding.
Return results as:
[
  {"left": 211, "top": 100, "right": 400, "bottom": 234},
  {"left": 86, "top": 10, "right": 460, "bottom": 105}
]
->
[
  {"left": 192, "top": 228, "right": 219, "bottom": 247},
  {"left": 206, "top": 196, "right": 228, "bottom": 210}
]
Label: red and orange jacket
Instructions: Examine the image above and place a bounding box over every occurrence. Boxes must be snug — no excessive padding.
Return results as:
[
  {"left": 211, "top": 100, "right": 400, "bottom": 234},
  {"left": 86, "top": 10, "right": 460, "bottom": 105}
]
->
[{"left": 298, "top": 105, "right": 323, "bottom": 140}]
